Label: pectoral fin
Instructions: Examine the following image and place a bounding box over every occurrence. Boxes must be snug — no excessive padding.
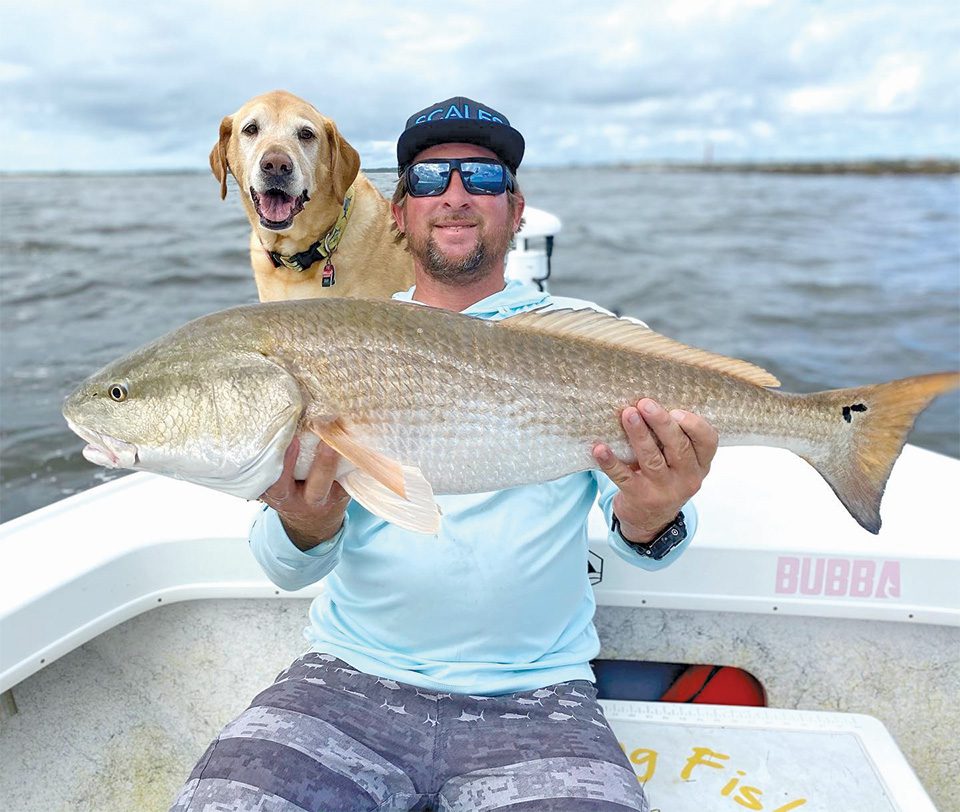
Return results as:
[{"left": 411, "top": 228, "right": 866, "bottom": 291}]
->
[{"left": 311, "top": 419, "right": 441, "bottom": 534}]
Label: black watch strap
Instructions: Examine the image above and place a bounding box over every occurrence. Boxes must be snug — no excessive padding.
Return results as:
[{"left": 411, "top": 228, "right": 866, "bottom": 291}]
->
[{"left": 611, "top": 510, "right": 687, "bottom": 561}]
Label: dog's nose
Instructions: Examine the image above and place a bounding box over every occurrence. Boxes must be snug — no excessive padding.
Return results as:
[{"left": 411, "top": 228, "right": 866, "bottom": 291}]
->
[{"left": 260, "top": 151, "right": 293, "bottom": 179}]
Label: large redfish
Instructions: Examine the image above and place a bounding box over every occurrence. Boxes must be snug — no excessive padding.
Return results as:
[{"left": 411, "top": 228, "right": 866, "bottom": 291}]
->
[{"left": 62, "top": 298, "right": 959, "bottom": 534}]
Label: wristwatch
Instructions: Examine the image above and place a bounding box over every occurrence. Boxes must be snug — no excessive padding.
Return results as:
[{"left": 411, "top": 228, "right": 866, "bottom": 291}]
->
[{"left": 611, "top": 510, "right": 687, "bottom": 561}]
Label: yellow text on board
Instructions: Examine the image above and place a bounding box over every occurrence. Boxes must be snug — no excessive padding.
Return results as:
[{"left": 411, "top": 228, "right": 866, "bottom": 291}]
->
[{"left": 623, "top": 743, "right": 807, "bottom": 811}]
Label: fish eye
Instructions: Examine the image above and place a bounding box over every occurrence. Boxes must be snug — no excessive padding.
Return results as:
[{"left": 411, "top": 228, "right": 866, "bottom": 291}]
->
[
  {"left": 298, "top": 127, "right": 315, "bottom": 141},
  {"left": 242, "top": 122, "right": 259, "bottom": 136},
  {"left": 108, "top": 384, "right": 128, "bottom": 402}
]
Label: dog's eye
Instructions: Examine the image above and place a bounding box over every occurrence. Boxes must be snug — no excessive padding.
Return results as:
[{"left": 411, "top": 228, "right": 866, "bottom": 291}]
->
[
  {"left": 298, "top": 127, "right": 315, "bottom": 141},
  {"left": 242, "top": 122, "right": 259, "bottom": 136}
]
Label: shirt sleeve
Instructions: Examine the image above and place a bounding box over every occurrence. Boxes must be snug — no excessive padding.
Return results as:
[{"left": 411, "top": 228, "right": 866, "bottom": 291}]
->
[
  {"left": 248, "top": 504, "right": 347, "bottom": 590},
  {"left": 594, "top": 470, "right": 698, "bottom": 571}
]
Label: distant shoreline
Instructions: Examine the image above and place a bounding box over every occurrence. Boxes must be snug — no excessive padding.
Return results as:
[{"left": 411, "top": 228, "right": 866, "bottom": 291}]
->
[
  {"left": 644, "top": 159, "right": 960, "bottom": 175},
  {"left": 2, "top": 159, "right": 957, "bottom": 177},
  {"left": 535, "top": 159, "right": 960, "bottom": 176}
]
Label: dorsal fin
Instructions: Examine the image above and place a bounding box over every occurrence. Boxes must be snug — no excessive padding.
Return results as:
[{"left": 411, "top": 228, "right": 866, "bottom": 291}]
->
[{"left": 500, "top": 307, "right": 781, "bottom": 388}]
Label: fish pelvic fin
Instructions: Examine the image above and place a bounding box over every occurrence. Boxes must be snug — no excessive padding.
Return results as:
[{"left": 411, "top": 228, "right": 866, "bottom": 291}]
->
[
  {"left": 312, "top": 419, "right": 441, "bottom": 534},
  {"left": 340, "top": 466, "right": 441, "bottom": 534},
  {"left": 801, "top": 371, "right": 959, "bottom": 534},
  {"left": 313, "top": 419, "right": 408, "bottom": 498},
  {"left": 501, "top": 307, "right": 780, "bottom": 388}
]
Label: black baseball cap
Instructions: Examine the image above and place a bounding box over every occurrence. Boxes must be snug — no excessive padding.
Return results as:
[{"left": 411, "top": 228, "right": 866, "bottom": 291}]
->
[{"left": 397, "top": 96, "right": 525, "bottom": 173}]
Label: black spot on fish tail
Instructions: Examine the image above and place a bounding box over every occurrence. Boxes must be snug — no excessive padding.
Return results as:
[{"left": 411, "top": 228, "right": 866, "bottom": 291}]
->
[
  {"left": 841, "top": 403, "right": 868, "bottom": 423},
  {"left": 808, "top": 374, "right": 958, "bottom": 533}
]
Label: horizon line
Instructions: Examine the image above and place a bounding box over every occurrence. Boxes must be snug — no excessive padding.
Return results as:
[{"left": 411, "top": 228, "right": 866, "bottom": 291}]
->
[{"left": 2, "top": 157, "right": 958, "bottom": 178}]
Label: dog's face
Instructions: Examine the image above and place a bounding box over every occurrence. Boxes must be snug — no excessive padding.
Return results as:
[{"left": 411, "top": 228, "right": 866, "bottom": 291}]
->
[{"left": 210, "top": 90, "right": 360, "bottom": 233}]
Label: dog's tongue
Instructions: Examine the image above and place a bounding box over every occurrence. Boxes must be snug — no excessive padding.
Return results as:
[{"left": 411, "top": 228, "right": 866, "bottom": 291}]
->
[{"left": 260, "top": 191, "right": 295, "bottom": 223}]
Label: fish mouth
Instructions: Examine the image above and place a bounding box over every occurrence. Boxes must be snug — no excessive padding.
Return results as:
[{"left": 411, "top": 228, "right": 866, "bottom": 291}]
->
[
  {"left": 66, "top": 419, "right": 139, "bottom": 469},
  {"left": 251, "top": 187, "right": 309, "bottom": 230}
]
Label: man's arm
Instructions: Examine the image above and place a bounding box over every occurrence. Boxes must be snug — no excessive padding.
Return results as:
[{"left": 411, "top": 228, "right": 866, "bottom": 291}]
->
[
  {"left": 592, "top": 398, "right": 718, "bottom": 566},
  {"left": 249, "top": 437, "right": 353, "bottom": 591}
]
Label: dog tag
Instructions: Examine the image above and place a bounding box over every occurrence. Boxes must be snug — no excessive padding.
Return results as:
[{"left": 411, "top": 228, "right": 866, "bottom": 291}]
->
[{"left": 322, "top": 259, "right": 336, "bottom": 287}]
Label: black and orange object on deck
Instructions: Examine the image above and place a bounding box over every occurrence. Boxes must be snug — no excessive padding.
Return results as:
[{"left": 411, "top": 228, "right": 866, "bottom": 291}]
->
[
  {"left": 593, "top": 659, "right": 766, "bottom": 707},
  {"left": 660, "top": 665, "right": 766, "bottom": 707}
]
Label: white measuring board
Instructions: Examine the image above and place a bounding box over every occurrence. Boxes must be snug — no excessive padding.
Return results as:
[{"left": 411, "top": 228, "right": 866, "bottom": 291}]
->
[{"left": 600, "top": 700, "right": 936, "bottom": 812}]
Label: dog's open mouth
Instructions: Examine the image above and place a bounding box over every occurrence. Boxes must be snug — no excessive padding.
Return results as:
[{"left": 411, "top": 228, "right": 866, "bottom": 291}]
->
[{"left": 251, "top": 187, "right": 309, "bottom": 230}]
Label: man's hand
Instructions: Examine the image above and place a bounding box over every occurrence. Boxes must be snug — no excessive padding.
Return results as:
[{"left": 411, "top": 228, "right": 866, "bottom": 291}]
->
[
  {"left": 592, "top": 399, "right": 719, "bottom": 544},
  {"left": 259, "top": 437, "right": 351, "bottom": 551}
]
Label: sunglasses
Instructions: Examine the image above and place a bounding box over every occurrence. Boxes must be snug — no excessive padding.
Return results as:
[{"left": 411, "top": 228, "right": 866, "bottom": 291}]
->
[{"left": 403, "top": 158, "right": 514, "bottom": 197}]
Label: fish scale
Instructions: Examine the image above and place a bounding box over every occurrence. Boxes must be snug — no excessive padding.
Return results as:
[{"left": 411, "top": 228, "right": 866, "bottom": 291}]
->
[{"left": 63, "top": 297, "right": 959, "bottom": 534}]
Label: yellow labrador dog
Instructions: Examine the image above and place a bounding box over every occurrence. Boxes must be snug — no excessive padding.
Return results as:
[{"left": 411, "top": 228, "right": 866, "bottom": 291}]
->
[{"left": 210, "top": 90, "right": 413, "bottom": 301}]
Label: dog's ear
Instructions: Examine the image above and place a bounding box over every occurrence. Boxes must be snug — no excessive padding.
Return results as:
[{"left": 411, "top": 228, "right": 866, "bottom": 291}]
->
[
  {"left": 326, "top": 122, "right": 361, "bottom": 202},
  {"left": 209, "top": 116, "right": 233, "bottom": 200}
]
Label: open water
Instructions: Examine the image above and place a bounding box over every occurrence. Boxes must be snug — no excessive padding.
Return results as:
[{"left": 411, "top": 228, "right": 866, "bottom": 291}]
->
[{"left": 1, "top": 168, "right": 958, "bottom": 522}]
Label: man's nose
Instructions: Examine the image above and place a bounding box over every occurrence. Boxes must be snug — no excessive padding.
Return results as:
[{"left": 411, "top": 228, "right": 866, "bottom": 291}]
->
[{"left": 440, "top": 169, "right": 471, "bottom": 204}]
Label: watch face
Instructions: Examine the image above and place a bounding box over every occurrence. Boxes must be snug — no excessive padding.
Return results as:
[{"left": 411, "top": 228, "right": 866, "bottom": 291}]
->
[
  {"left": 646, "top": 521, "right": 686, "bottom": 560},
  {"left": 622, "top": 512, "right": 686, "bottom": 560},
  {"left": 612, "top": 511, "right": 687, "bottom": 560}
]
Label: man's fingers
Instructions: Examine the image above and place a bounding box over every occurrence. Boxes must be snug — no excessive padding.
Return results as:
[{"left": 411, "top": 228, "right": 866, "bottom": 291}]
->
[
  {"left": 670, "top": 410, "right": 719, "bottom": 471},
  {"left": 637, "top": 400, "right": 695, "bottom": 470},
  {"left": 282, "top": 436, "right": 301, "bottom": 476},
  {"left": 623, "top": 403, "right": 668, "bottom": 474},
  {"left": 303, "top": 441, "right": 342, "bottom": 505},
  {"left": 260, "top": 437, "right": 301, "bottom": 504},
  {"left": 592, "top": 442, "right": 636, "bottom": 488}
]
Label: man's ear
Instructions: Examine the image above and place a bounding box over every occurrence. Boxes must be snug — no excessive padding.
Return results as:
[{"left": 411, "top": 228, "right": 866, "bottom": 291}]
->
[
  {"left": 391, "top": 200, "right": 406, "bottom": 235},
  {"left": 325, "top": 121, "right": 361, "bottom": 202},
  {"left": 209, "top": 116, "right": 233, "bottom": 200},
  {"left": 511, "top": 192, "right": 526, "bottom": 233}
]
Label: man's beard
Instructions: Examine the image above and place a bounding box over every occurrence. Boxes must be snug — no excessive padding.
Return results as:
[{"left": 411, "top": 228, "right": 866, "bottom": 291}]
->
[
  {"left": 422, "top": 237, "right": 488, "bottom": 285},
  {"left": 408, "top": 216, "right": 515, "bottom": 287}
]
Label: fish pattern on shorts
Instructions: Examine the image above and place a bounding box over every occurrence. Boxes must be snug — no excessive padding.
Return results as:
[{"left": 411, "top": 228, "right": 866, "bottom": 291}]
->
[{"left": 169, "top": 653, "right": 649, "bottom": 812}]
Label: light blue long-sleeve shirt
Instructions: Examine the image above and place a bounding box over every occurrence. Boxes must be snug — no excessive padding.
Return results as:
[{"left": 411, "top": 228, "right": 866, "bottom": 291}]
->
[{"left": 250, "top": 280, "right": 697, "bottom": 695}]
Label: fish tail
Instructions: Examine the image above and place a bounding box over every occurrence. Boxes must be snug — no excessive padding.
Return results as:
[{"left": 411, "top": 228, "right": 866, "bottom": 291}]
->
[{"left": 801, "top": 371, "right": 959, "bottom": 534}]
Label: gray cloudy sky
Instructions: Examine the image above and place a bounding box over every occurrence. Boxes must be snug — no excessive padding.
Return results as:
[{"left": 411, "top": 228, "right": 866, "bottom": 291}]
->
[{"left": 1, "top": 0, "right": 957, "bottom": 172}]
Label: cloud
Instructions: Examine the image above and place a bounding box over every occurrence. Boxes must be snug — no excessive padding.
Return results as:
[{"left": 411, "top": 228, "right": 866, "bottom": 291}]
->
[{"left": 0, "top": 0, "right": 957, "bottom": 171}]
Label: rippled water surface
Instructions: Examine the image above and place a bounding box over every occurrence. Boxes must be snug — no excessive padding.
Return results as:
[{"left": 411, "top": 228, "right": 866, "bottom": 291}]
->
[{"left": 1, "top": 169, "right": 957, "bottom": 521}]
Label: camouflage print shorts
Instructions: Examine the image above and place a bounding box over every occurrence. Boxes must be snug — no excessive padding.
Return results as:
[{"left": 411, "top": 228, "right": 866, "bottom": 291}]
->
[{"left": 170, "top": 653, "right": 648, "bottom": 812}]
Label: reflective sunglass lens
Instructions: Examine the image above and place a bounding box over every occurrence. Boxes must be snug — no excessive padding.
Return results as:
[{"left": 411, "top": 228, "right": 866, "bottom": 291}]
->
[
  {"left": 408, "top": 163, "right": 450, "bottom": 196},
  {"left": 460, "top": 162, "right": 506, "bottom": 194}
]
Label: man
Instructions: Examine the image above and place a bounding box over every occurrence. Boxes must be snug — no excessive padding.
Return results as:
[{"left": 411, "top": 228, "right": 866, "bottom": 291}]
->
[{"left": 172, "top": 97, "right": 718, "bottom": 812}]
